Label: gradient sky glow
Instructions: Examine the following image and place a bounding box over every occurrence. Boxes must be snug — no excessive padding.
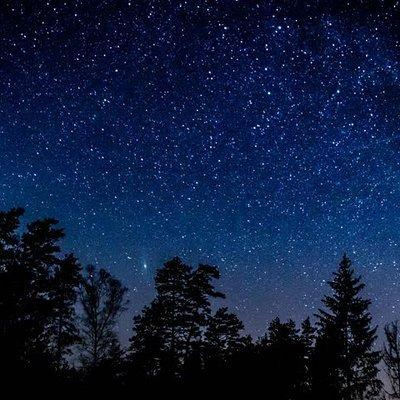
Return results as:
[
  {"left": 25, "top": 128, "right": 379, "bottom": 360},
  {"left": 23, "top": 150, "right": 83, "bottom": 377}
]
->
[{"left": 1, "top": 0, "right": 400, "bottom": 340}]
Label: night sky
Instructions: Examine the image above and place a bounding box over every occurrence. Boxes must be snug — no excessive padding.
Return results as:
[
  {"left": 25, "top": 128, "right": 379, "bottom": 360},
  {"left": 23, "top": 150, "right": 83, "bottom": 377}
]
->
[{"left": 1, "top": 0, "right": 400, "bottom": 341}]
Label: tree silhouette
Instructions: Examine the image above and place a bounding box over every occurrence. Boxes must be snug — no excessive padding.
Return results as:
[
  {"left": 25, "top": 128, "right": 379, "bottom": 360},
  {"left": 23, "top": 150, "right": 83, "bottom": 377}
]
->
[
  {"left": 128, "top": 301, "right": 167, "bottom": 382},
  {"left": 312, "top": 255, "right": 382, "bottom": 400},
  {"left": 300, "top": 317, "right": 316, "bottom": 398},
  {"left": 128, "top": 257, "right": 224, "bottom": 382},
  {"left": 0, "top": 208, "right": 387, "bottom": 396},
  {"left": 0, "top": 209, "right": 69, "bottom": 385},
  {"left": 204, "top": 307, "right": 246, "bottom": 363},
  {"left": 256, "top": 318, "right": 309, "bottom": 399},
  {"left": 153, "top": 256, "right": 192, "bottom": 373},
  {"left": 48, "top": 253, "right": 82, "bottom": 371},
  {"left": 202, "top": 306, "right": 249, "bottom": 390},
  {"left": 384, "top": 321, "right": 400, "bottom": 399},
  {"left": 184, "top": 264, "right": 225, "bottom": 357},
  {"left": 0, "top": 208, "right": 26, "bottom": 377},
  {"left": 79, "top": 265, "right": 128, "bottom": 373}
]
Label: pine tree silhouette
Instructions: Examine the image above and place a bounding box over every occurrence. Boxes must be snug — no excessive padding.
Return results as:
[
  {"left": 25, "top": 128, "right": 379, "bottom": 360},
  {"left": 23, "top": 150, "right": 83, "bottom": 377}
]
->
[
  {"left": 312, "top": 255, "right": 382, "bottom": 400},
  {"left": 128, "top": 257, "right": 224, "bottom": 384},
  {"left": 204, "top": 307, "right": 246, "bottom": 364},
  {"left": 258, "top": 318, "right": 309, "bottom": 399},
  {"left": 0, "top": 209, "right": 69, "bottom": 387},
  {"left": 128, "top": 301, "right": 168, "bottom": 382},
  {"left": 0, "top": 208, "right": 386, "bottom": 396},
  {"left": 201, "top": 306, "right": 250, "bottom": 393}
]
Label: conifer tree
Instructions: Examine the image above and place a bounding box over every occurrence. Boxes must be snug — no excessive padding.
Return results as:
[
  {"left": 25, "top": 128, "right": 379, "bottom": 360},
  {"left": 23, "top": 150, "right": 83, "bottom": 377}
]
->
[
  {"left": 203, "top": 306, "right": 247, "bottom": 378},
  {"left": 313, "top": 255, "right": 382, "bottom": 400},
  {"left": 301, "top": 317, "right": 316, "bottom": 353},
  {"left": 261, "top": 318, "right": 308, "bottom": 399},
  {"left": 20, "top": 217, "right": 66, "bottom": 369},
  {"left": 204, "top": 307, "right": 246, "bottom": 356},
  {"left": 184, "top": 263, "right": 225, "bottom": 358},
  {"left": 128, "top": 301, "right": 169, "bottom": 381},
  {"left": 153, "top": 256, "right": 193, "bottom": 364},
  {"left": 0, "top": 209, "right": 68, "bottom": 380}
]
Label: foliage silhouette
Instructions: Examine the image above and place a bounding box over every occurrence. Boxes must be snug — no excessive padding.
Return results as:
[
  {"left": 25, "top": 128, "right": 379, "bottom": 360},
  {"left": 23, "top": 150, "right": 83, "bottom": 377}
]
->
[
  {"left": 0, "top": 208, "right": 78, "bottom": 387},
  {"left": 0, "top": 208, "right": 391, "bottom": 398},
  {"left": 128, "top": 257, "right": 225, "bottom": 382},
  {"left": 384, "top": 321, "right": 400, "bottom": 399},
  {"left": 79, "top": 265, "right": 128, "bottom": 376},
  {"left": 312, "top": 254, "right": 382, "bottom": 400}
]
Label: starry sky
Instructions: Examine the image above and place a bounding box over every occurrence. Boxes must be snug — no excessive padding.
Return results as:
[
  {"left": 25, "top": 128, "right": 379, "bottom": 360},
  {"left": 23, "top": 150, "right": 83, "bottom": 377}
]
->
[{"left": 1, "top": 0, "right": 400, "bottom": 340}]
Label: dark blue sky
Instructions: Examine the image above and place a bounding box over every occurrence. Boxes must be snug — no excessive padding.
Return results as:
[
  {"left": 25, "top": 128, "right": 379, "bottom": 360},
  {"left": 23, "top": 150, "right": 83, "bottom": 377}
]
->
[{"left": 1, "top": 0, "right": 400, "bottom": 339}]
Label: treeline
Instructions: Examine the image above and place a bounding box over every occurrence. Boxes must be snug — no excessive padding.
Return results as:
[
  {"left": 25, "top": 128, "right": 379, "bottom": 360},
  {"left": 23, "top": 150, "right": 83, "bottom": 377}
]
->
[{"left": 0, "top": 208, "right": 399, "bottom": 398}]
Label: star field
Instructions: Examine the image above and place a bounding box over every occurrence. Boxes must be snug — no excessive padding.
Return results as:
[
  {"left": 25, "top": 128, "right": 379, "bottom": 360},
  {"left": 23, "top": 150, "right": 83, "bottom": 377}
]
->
[{"left": 1, "top": 0, "right": 400, "bottom": 338}]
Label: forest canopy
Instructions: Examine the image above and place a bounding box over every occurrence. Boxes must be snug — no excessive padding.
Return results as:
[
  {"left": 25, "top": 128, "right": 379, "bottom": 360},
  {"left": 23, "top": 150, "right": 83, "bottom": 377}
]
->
[{"left": 0, "top": 208, "right": 397, "bottom": 399}]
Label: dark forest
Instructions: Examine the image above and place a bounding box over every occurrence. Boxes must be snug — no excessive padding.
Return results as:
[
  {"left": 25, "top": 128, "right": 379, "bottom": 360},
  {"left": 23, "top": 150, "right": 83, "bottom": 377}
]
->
[{"left": 0, "top": 207, "right": 399, "bottom": 399}]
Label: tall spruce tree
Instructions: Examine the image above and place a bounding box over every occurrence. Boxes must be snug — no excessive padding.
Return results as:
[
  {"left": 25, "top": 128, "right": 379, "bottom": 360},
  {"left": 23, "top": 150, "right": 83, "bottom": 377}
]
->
[{"left": 313, "top": 255, "right": 381, "bottom": 400}]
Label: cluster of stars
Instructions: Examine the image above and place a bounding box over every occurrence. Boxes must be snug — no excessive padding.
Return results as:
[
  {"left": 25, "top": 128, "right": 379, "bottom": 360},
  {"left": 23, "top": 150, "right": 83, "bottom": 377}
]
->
[{"left": 1, "top": 0, "right": 400, "bottom": 337}]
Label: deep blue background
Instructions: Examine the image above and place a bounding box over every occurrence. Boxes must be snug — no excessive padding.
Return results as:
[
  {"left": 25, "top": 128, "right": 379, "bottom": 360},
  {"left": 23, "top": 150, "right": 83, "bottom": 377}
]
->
[{"left": 1, "top": 0, "right": 400, "bottom": 341}]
